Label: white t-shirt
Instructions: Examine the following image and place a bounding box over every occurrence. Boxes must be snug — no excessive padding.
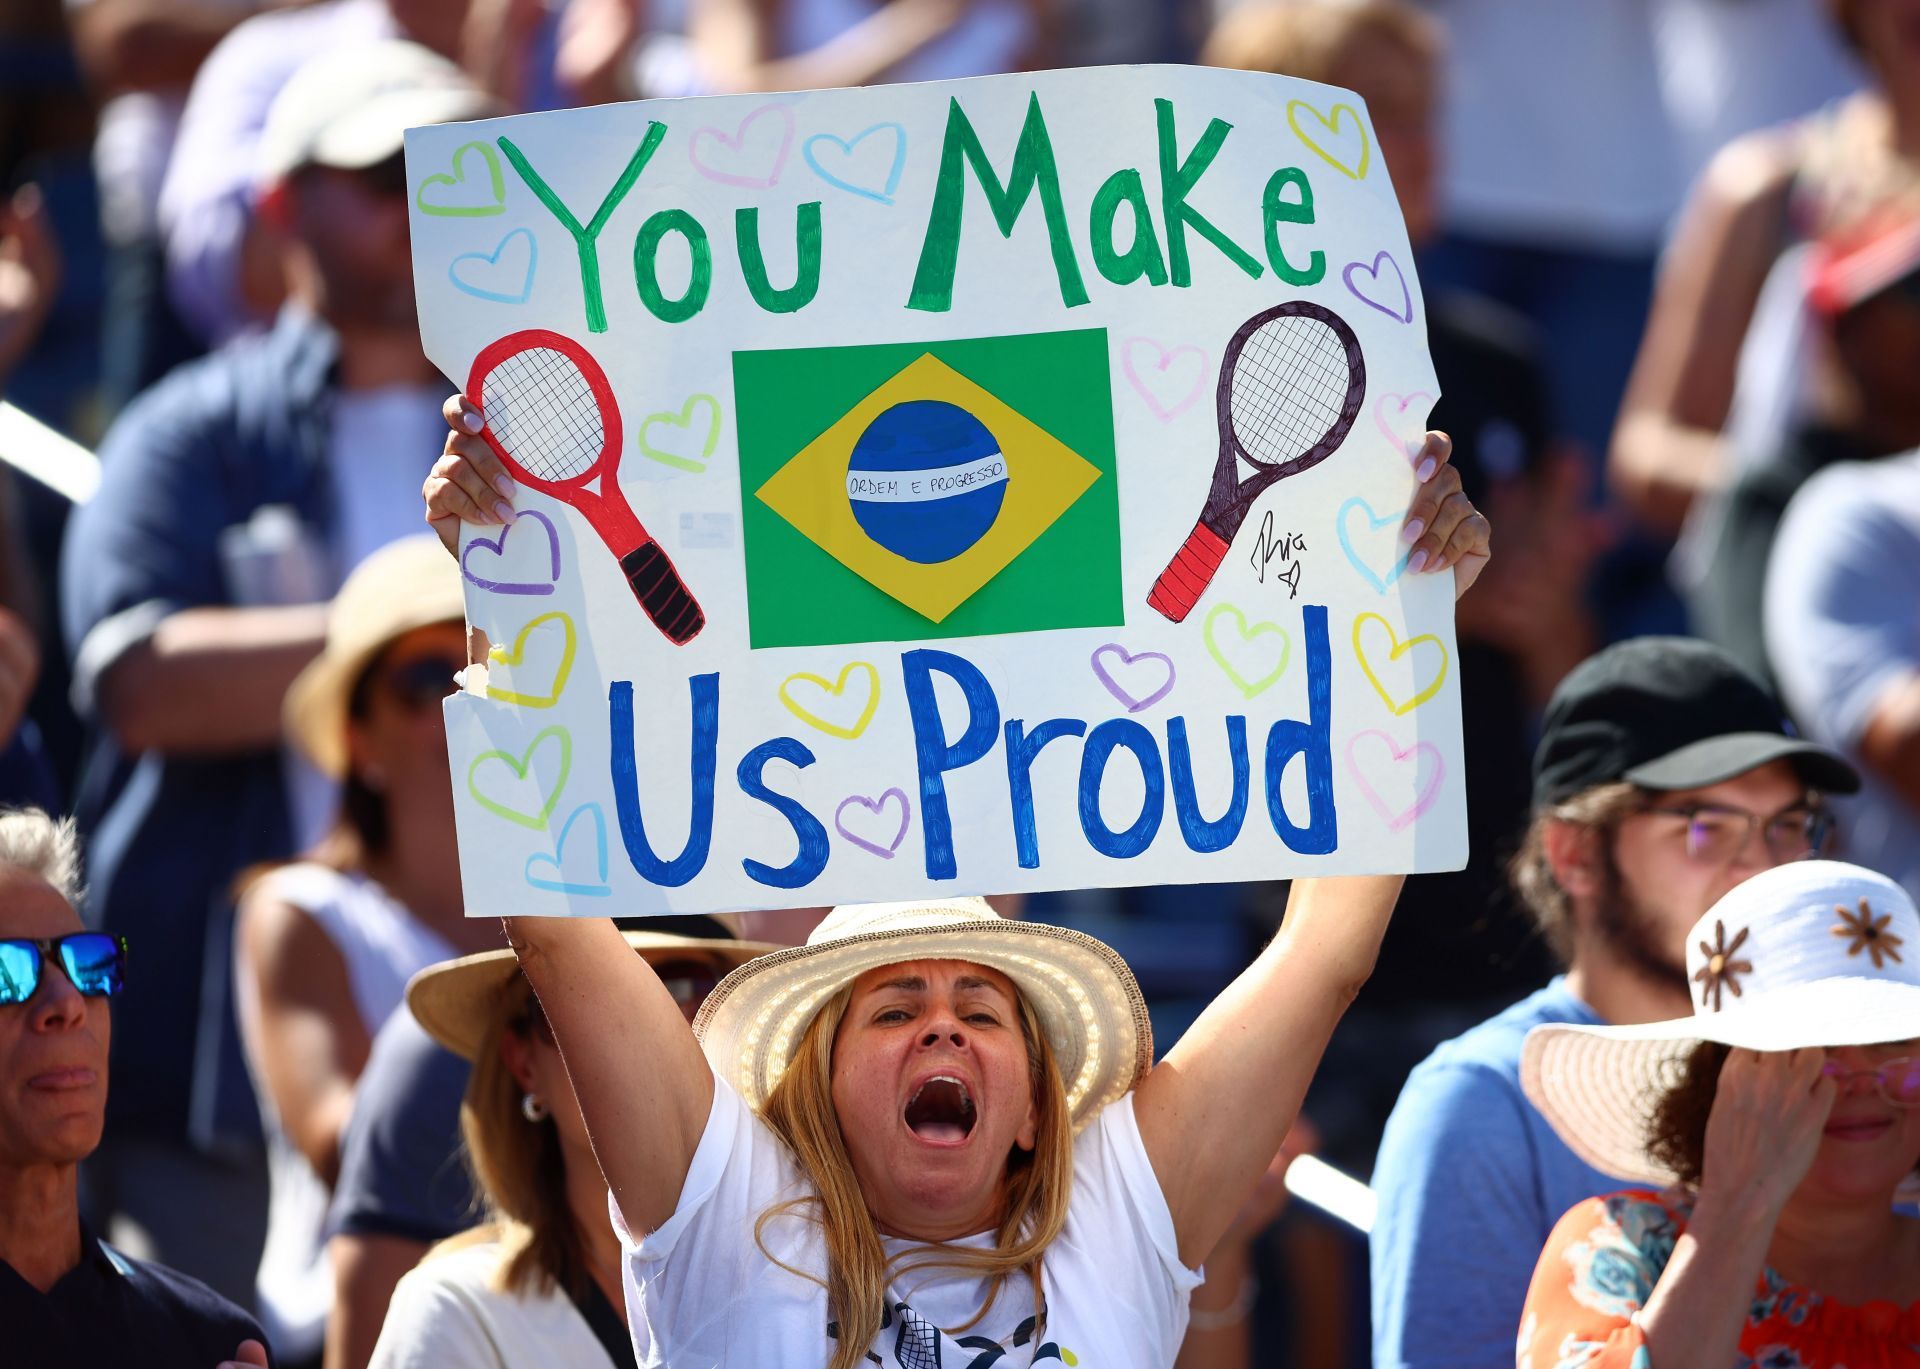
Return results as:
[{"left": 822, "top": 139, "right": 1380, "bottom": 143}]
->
[
  {"left": 616, "top": 1073, "right": 1202, "bottom": 1369},
  {"left": 370, "top": 1238, "right": 621, "bottom": 1369}
]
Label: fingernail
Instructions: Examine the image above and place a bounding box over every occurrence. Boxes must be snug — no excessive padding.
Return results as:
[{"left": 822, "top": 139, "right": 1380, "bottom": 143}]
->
[
  {"left": 492, "top": 500, "right": 515, "bottom": 522},
  {"left": 1416, "top": 458, "right": 1437, "bottom": 482},
  {"left": 1407, "top": 549, "right": 1429, "bottom": 573},
  {"left": 463, "top": 410, "right": 484, "bottom": 433},
  {"left": 1401, "top": 518, "right": 1425, "bottom": 545},
  {"left": 493, "top": 475, "right": 515, "bottom": 498}
]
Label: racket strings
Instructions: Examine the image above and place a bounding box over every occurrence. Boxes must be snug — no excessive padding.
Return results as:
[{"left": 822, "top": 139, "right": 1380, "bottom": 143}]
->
[
  {"left": 1228, "top": 319, "right": 1353, "bottom": 464},
  {"left": 483, "top": 346, "right": 606, "bottom": 482}
]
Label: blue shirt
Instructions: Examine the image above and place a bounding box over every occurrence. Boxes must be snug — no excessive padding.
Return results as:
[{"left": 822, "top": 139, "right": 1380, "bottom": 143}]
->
[{"left": 1369, "top": 977, "right": 1627, "bottom": 1368}]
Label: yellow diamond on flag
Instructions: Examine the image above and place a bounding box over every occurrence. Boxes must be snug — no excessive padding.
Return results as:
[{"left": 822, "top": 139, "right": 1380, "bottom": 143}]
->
[{"left": 753, "top": 352, "right": 1102, "bottom": 623}]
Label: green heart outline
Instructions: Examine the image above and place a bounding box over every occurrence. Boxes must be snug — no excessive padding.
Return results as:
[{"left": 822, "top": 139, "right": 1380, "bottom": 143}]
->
[
  {"left": 1203, "top": 602, "right": 1292, "bottom": 699},
  {"left": 638, "top": 394, "right": 724, "bottom": 472},
  {"left": 466, "top": 726, "right": 572, "bottom": 829},
  {"left": 416, "top": 141, "right": 507, "bottom": 218}
]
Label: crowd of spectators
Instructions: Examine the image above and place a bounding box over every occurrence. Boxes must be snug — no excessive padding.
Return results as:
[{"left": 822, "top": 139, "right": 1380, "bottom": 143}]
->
[{"left": 2, "top": 1, "right": 1918, "bottom": 1366}]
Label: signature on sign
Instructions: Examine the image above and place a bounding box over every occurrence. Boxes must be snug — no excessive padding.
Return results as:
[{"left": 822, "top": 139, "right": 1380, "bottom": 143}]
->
[{"left": 1249, "top": 509, "right": 1308, "bottom": 599}]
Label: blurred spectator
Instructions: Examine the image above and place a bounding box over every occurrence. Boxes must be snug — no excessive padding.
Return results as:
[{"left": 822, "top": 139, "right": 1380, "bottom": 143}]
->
[
  {"left": 364, "top": 926, "right": 775, "bottom": 1369},
  {"left": 1767, "top": 449, "right": 1920, "bottom": 905},
  {"left": 66, "top": 0, "right": 267, "bottom": 411},
  {"left": 235, "top": 537, "right": 499, "bottom": 1369},
  {"left": 59, "top": 41, "right": 487, "bottom": 1307},
  {"left": 159, "top": 0, "right": 481, "bottom": 346},
  {"left": 1612, "top": 0, "right": 1916, "bottom": 540},
  {"left": 1688, "top": 209, "right": 1920, "bottom": 684},
  {"left": 0, "top": 807, "right": 270, "bottom": 1367},
  {"left": 1369, "top": 638, "right": 1857, "bottom": 1368}
]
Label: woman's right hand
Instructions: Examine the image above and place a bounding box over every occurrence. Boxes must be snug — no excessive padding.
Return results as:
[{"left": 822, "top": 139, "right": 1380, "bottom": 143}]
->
[
  {"left": 1699, "top": 1047, "right": 1836, "bottom": 1216},
  {"left": 423, "top": 393, "right": 518, "bottom": 555}
]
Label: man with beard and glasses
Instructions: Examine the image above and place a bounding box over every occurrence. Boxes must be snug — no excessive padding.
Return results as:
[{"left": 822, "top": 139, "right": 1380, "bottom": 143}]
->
[{"left": 1368, "top": 637, "right": 1862, "bottom": 1369}]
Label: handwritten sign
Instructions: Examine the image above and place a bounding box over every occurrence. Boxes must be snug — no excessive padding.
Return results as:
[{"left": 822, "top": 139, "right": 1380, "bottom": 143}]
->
[{"left": 406, "top": 65, "right": 1466, "bottom": 917}]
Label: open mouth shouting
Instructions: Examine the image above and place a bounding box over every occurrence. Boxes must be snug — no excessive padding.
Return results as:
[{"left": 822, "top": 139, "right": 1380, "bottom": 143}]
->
[{"left": 904, "top": 1074, "right": 978, "bottom": 1145}]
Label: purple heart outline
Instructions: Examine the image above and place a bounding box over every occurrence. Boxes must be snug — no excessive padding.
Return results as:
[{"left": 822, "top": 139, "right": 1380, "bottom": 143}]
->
[
  {"left": 1345, "top": 729, "right": 1445, "bottom": 832},
  {"left": 689, "top": 104, "right": 794, "bottom": 190},
  {"left": 1090, "top": 643, "right": 1176, "bottom": 713},
  {"left": 461, "top": 509, "right": 560, "bottom": 595},
  {"left": 835, "top": 788, "right": 911, "bottom": 859},
  {"left": 1343, "top": 250, "right": 1414, "bottom": 324}
]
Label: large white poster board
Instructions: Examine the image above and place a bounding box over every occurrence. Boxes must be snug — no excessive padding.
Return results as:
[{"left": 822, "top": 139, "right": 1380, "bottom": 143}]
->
[{"left": 406, "top": 64, "right": 1465, "bottom": 917}]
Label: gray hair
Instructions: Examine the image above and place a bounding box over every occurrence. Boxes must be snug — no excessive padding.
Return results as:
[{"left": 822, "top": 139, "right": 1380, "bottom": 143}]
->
[{"left": 0, "top": 808, "right": 84, "bottom": 906}]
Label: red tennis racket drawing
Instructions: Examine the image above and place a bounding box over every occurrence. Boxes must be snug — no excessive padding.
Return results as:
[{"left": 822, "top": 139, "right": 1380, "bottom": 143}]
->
[
  {"left": 468, "top": 330, "right": 705, "bottom": 645},
  {"left": 1146, "top": 301, "right": 1366, "bottom": 623}
]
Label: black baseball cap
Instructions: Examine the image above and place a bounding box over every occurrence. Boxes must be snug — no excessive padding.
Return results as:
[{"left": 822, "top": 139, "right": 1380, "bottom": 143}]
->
[{"left": 1531, "top": 637, "right": 1860, "bottom": 808}]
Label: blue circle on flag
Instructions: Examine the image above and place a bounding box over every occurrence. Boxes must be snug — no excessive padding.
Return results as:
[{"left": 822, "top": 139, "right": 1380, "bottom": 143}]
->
[{"left": 846, "top": 400, "right": 1007, "bottom": 564}]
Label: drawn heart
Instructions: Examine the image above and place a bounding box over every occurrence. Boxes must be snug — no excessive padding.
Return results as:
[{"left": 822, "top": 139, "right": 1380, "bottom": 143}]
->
[
  {"left": 461, "top": 510, "right": 560, "bottom": 596},
  {"left": 1345, "top": 731, "right": 1444, "bottom": 832},
  {"left": 638, "top": 394, "right": 723, "bottom": 472},
  {"left": 1343, "top": 251, "right": 1413, "bottom": 324},
  {"left": 1120, "top": 338, "right": 1209, "bottom": 423},
  {"left": 780, "top": 662, "right": 880, "bottom": 740},
  {"left": 1353, "top": 613, "right": 1450, "bottom": 715},
  {"left": 486, "top": 612, "right": 576, "bottom": 709},
  {"left": 1374, "top": 392, "right": 1435, "bottom": 463},
  {"left": 1337, "top": 497, "right": 1412, "bottom": 594},
  {"left": 1286, "top": 100, "right": 1370, "bottom": 179},
  {"left": 449, "top": 227, "right": 537, "bottom": 304},
  {"left": 836, "top": 788, "right": 911, "bottom": 858},
  {"left": 1091, "top": 644, "right": 1176, "bottom": 713},
  {"left": 803, "top": 122, "right": 907, "bottom": 204},
  {"left": 1203, "top": 603, "right": 1291, "bottom": 699},
  {"left": 466, "top": 727, "right": 571, "bottom": 830},
  {"left": 689, "top": 104, "right": 794, "bottom": 189},
  {"left": 415, "top": 140, "right": 507, "bottom": 217},
  {"left": 524, "top": 802, "right": 611, "bottom": 897}
]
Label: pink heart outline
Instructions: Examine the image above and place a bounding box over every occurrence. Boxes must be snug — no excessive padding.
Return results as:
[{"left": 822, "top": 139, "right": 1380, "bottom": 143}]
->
[
  {"left": 1090, "top": 643, "right": 1176, "bottom": 713},
  {"left": 1374, "top": 391, "right": 1435, "bottom": 464},
  {"left": 835, "top": 787, "right": 911, "bottom": 859},
  {"left": 1342, "top": 250, "right": 1413, "bottom": 324},
  {"left": 689, "top": 104, "right": 794, "bottom": 190},
  {"left": 1120, "top": 337, "right": 1209, "bottom": 422},
  {"left": 461, "top": 509, "right": 560, "bottom": 595},
  {"left": 1345, "top": 729, "right": 1444, "bottom": 832}
]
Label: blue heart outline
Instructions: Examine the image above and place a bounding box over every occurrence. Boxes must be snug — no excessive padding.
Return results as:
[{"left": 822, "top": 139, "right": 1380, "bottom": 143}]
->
[
  {"left": 449, "top": 227, "right": 538, "bottom": 305},
  {"left": 802, "top": 123, "right": 907, "bottom": 205},
  {"left": 1337, "top": 496, "right": 1412, "bottom": 594},
  {"left": 524, "top": 801, "right": 612, "bottom": 897}
]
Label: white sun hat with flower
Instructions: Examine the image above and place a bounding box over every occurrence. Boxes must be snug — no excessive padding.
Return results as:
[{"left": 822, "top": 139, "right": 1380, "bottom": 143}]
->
[{"left": 1521, "top": 860, "right": 1920, "bottom": 1197}]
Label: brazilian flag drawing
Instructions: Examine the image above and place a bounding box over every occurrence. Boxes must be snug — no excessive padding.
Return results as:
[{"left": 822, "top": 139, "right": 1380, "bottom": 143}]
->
[{"left": 736, "top": 328, "right": 1122, "bottom": 649}]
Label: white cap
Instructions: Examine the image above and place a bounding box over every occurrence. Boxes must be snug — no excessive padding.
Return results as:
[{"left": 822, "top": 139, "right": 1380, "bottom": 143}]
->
[{"left": 257, "top": 40, "right": 492, "bottom": 190}]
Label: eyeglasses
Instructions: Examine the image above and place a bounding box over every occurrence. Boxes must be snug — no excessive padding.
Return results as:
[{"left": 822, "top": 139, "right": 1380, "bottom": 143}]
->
[
  {"left": 379, "top": 654, "right": 464, "bottom": 713},
  {"left": 1822, "top": 1056, "right": 1920, "bottom": 1107},
  {"left": 0, "top": 933, "right": 128, "bottom": 1007},
  {"left": 1642, "top": 803, "right": 1835, "bottom": 867}
]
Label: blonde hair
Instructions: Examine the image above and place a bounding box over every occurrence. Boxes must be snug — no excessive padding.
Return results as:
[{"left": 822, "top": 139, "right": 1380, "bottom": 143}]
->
[
  {"left": 753, "top": 984, "right": 1074, "bottom": 1369},
  {"left": 458, "top": 984, "right": 585, "bottom": 1298},
  {"left": 1201, "top": 0, "right": 1439, "bottom": 82},
  {"left": 0, "top": 808, "right": 84, "bottom": 905}
]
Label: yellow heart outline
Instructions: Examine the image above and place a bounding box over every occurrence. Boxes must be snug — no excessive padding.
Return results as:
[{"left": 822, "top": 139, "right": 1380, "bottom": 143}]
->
[
  {"left": 1353, "top": 613, "right": 1449, "bottom": 716},
  {"left": 638, "top": 394, "right": 724, "bottom": 473},
  {"left": 486, "top": 612, "right": 576, "bottom": 709},
  {"left": 1286, "top": 100, "right": 1371, "bottom": 180},
  {"left": 1203, "top": 603, "right": 1291, "bottom": 699},
  {"left": 415, "top": 140, "right": 507, "bottom": 218},
  {"left": 466, "top": 726, "right": 571, "bottom": 830},
  {"left": 779, "top": 661, "right": 881, "bottom": 740}
]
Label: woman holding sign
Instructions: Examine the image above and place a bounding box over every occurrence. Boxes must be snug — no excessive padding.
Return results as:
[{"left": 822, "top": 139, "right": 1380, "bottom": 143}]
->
[{"left": 424, "top": 410, "right": 1487, "bottom": 1366}]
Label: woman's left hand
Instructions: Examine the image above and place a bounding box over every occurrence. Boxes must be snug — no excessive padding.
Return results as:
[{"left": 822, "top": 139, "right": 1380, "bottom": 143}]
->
[{"left": 1401, "top": 431, "right": 1492, "bottom": 600}]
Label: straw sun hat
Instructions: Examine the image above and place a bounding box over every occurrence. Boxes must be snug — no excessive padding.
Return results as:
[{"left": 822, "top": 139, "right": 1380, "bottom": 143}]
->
[
  {"left": 1522, "top": 861, "right": 1920, "bottom": 1198},
  {"left": 284, "top": 534, "right": 468, "bottom": 778},
  {"left": 693, "top": 897, "right": 1154, "bottom": 1131},
  {"left": 409, "top": 923, "right": 780, "bottom": 1062}
]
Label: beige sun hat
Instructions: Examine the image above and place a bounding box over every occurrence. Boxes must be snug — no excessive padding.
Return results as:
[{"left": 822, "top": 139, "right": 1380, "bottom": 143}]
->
[
  {"left": 284, "top": 534, "right": 468, "bottom": 778},
  {"left": 1522, "top": 860, "right": 1920, "bottom": 1200},
  {"left": 693, "top": 897, "right": 1153, "bottom": 1131},
  {"left": 409, "top": 925, "right": 781, "bottom": 1062}
]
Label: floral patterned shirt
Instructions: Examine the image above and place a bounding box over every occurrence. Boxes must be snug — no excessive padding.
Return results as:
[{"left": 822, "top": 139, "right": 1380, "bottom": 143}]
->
[{"left": 1517, "top": 1189, "right": 1920, "bottom": 1369}]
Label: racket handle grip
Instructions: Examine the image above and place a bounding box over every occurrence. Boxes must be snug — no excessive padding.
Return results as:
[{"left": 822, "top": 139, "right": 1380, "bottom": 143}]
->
[
  {"left": 620, "top": 542, "right": 705, "bottom": 645},
  {"left": 1148, "top": 521, "right": 1231, "bottom": 623}
]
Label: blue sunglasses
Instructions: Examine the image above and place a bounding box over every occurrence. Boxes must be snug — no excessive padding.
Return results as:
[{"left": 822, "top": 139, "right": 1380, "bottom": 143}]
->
[{"left": 0, "top": 933, "right": 128, "bottom": 1006}]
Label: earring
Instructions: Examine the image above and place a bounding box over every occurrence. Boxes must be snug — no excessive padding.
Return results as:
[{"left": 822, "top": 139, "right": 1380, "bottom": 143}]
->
[{"left": 521, "top": 1092, "right": 548, "bottom": 1123}]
